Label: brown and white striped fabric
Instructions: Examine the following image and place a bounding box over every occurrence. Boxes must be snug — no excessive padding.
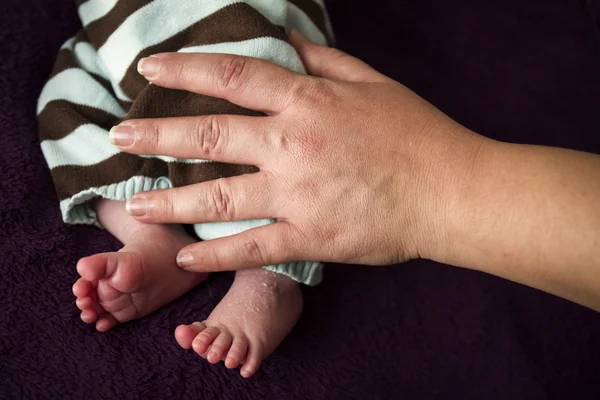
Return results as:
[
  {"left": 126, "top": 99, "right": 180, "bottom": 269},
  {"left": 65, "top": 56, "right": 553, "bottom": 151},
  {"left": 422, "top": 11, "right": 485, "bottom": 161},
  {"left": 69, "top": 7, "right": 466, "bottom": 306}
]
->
[{"left": 37, "top": 0, "right": 333, "bottom": 286}]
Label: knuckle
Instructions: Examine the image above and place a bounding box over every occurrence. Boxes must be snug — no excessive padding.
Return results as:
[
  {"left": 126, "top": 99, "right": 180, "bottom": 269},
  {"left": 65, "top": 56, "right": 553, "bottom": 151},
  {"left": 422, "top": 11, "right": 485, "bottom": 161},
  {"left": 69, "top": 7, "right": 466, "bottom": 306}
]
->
[
  {"left": 289, "top": 77, "right": 342, "bottom": 110},
  {"left": 296, "top": 178, "right": 320, "bottom": 201},
  {"left": 189, "top": 116, "right": 227, "bottom": 157},
  {"left": 145, "top": 122, "right": 162, "bottom": 151},
  {"left": 241, "top": 236, "right": 269, "bottom": 266},
  {"left": 171, "top": 58, "right": 188, "bottom": 83},
  {"left": 214, "top": 55, "right": 251, "bottom": 92},
  {"left": 270, "top": 122, "right": 323, "bottom": 163},
  {"left": 201, "top": 179, "right": 235, "bottom": 221},
  {"left": 312, "top": 79, "right": 343, "bottom": 107},
  {"left": 299, "top": 129, "right": 325, "bottom": 154},
  {"left": 207, "top": 245, "right": 226, "bottom": 271},
  {"left": 325, "top": 47, "right": 349, "bottom": 63},
  {"left": 287, "top": 124, "right": 325, "bottom": 163},
  {"left": 288, "top": 79, "right": 311, "bottom": 108},
  {"left": 154, "top": 191, "right": 175, "bottom": 219},
  {"left": 134, "top": 121, "right": 162, "bottom": 151},
  {"left": 269, "top": 126, "right": 293, "bottom": 154}
]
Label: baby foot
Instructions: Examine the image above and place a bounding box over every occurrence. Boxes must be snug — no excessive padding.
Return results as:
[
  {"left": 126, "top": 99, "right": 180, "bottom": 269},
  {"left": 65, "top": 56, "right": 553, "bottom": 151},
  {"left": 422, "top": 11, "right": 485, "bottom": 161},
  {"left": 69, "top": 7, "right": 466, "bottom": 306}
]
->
[
  {"left": 174, "top": 269, "right": 303, "bottom": 378},
  {"left": 72, "top": 225, "right": 207, "bottom": 331}
]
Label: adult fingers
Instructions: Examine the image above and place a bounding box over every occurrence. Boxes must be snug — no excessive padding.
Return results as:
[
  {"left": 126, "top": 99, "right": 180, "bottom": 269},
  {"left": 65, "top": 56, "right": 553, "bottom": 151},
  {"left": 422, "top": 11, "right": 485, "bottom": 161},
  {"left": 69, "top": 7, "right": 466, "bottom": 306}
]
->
[
  {"left": 111, "top": 114, "right": 278, "bottom": 166},
  {"left": 175, "top": 222, "right": 301, "bottom": 272},
  {"left": 289, "top": 30, "right": 390, "bottom": 83},
  {"left": 125, "top": 172, "right": 277, "bottom": 224},
  {"left": 137, "top": 52, "right": 309, "bottom": 114}
]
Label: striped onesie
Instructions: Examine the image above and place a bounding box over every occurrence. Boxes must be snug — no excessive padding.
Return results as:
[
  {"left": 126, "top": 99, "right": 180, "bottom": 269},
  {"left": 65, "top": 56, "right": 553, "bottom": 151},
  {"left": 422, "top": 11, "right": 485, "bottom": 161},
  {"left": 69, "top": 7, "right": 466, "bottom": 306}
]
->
[{"left": 37, "top": 0, "right": 334, "bottom": 286}]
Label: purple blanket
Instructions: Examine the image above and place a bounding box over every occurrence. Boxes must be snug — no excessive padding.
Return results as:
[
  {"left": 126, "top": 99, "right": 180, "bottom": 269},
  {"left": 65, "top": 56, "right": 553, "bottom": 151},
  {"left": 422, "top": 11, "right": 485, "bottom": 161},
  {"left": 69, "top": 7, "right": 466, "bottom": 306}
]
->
[{"left": 2, "top": 0, "right": 600, "bottom": 398}]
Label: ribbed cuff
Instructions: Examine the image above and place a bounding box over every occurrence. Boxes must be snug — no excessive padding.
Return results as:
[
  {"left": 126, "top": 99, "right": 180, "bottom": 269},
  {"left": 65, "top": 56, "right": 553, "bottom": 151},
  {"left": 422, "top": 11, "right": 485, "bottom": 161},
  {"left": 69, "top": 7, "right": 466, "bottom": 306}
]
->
[
  {"left": 264, "top": 261, "right": 323, "bottom": 286},
  {"left": 58, "top": 175, "right": 172, "bottom": 227}
]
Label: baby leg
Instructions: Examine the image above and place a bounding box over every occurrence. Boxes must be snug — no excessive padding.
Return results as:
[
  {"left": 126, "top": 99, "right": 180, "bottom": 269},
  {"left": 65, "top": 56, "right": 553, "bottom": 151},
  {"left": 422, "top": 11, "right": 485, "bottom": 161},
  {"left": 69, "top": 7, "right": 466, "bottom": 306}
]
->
[
  {"left": 39, "top": 0, "right": 331, "bottom": 372},
  {"left": 72, "top": 199, "right": 208, "bottom": 331}
]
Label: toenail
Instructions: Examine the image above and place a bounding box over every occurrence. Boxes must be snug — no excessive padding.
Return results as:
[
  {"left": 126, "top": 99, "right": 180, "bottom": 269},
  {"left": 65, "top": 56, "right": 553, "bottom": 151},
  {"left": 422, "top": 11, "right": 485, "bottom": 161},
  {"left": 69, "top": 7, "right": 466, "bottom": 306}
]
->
[
  {"left": 192, "top": 342, "right": 203, "bottom": 352},
  {"left": 226, "top": 357, "right": 235, "bottom": 367},
  {"left": 126, "top": 196, "right": 148, "bottom": 217}
]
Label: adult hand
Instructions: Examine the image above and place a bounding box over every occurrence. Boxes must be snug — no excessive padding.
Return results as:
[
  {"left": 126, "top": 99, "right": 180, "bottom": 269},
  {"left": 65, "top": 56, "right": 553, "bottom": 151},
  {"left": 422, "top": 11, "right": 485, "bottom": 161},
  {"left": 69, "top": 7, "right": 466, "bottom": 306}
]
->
[
  {"left": 109, "top": 31, "right": 600, "bottom": 312},
  {"left": 110, "top": 31, "right": 484, "bottom": 271}
]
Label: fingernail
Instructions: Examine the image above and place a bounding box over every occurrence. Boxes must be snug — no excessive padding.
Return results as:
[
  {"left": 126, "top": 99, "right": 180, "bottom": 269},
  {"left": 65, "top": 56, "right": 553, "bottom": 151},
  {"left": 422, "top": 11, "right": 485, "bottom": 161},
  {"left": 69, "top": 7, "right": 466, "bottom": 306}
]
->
[
  {"left": 137, "top": 56, "right": 161, "bottom": 80},
  {"left": 126, "top": 196, "right": 148, "bottom": 217},
  {"left": 177, "top": 252, "right": 194, "bottom": 268},
  {"left": 109, "top": 125, "right": 134, "bottom": 147},
  {"left": 290, "top": 29, "right": 310, "bottom": 44}
]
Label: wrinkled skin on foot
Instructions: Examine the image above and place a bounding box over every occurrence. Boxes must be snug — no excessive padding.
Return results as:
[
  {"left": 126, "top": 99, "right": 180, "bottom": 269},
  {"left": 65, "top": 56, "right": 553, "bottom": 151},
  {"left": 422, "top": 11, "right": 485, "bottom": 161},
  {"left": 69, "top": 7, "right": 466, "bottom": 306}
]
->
[{"left": 175, "top": 269, "right": 303, "bottom": 378}]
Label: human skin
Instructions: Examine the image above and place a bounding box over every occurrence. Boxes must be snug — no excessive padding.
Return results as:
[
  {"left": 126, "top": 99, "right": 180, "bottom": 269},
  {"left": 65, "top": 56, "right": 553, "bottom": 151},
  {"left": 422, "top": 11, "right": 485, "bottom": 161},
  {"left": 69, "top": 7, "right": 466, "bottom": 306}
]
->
[{"left": 108, "top": 31, "right": 600, "bottom": 311}]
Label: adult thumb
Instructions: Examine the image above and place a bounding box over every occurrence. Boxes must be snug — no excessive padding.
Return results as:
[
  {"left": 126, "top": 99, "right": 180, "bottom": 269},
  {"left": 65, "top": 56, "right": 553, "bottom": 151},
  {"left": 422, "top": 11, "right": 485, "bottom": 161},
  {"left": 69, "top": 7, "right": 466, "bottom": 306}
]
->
[{"left": 289, "top": 30, "right": 389, "bottom": 83}]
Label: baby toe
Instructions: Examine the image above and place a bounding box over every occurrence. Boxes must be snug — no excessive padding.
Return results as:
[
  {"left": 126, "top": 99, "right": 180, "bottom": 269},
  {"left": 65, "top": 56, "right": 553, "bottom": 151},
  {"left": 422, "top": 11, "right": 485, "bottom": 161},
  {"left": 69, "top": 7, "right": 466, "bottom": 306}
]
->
[
  {"left": 192, "top": 325, "right": 221, "bottom": 356},
  {"left": 207, "top": 330, "right": 233, "bottom": 364},
  {"left": 80, "top": 308, "right": 98, "bottom": 324},
  {"left": 80, "top": 300, "right": 104, "bottom": 324},
  {"left": 72, "top": 278, "right": 93, "bottom": 298},
  {"left": 241, "top": 346, "right": 263, "bottom": 379},
  {"left": 76, "top": 296, "right": 94, "bottom": 310},
  {"left": 96, "top": 314, "right": 117, "bottom": 332},
  {"left": 225, "top": 336, "right": 249, "bottom": 369}
]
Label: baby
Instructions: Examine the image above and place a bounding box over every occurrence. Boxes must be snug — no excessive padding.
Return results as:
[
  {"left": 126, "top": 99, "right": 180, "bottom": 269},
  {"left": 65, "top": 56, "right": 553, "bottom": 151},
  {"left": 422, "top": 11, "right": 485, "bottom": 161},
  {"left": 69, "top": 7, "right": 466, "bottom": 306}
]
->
[{"left": 37, "top": 0, "right": 333, "bottom": 378}]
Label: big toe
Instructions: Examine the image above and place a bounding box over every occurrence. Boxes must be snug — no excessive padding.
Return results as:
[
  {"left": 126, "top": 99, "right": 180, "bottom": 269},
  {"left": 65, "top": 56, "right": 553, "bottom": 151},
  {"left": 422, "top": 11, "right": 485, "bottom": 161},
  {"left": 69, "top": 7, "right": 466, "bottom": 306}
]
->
[
  {"left": 77, "top": 253, "right": 115, "bottom": 281},
  {"left": 107, "top": 252, "right": 145, "bottom": 292},
  {"left": 78, "top": 252, "right": 144, "bottom": 293},
  {"left": 175, "top": 323, "right": 204, "bottom": 349}
]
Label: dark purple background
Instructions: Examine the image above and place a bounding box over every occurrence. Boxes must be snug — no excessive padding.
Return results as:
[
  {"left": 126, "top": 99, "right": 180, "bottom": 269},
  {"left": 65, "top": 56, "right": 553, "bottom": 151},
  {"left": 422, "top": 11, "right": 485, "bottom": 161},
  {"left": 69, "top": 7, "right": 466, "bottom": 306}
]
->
[{"left": 1, "top": 0, "right": 600, "bottom": 398}]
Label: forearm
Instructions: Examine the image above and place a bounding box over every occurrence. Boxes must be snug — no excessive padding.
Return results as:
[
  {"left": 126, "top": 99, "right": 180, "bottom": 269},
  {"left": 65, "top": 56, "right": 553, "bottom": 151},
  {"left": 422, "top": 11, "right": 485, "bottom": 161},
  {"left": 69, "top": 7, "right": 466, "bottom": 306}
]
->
[{"left": 438, "top": 135, "right": 600, "bottom": 310}]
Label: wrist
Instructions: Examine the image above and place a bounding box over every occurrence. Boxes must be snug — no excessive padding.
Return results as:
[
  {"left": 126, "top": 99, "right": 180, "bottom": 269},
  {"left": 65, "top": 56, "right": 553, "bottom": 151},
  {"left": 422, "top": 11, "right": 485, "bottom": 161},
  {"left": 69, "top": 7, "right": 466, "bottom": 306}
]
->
[{"left": 411, "top": 120, "right": 494, "bottom": 265}]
